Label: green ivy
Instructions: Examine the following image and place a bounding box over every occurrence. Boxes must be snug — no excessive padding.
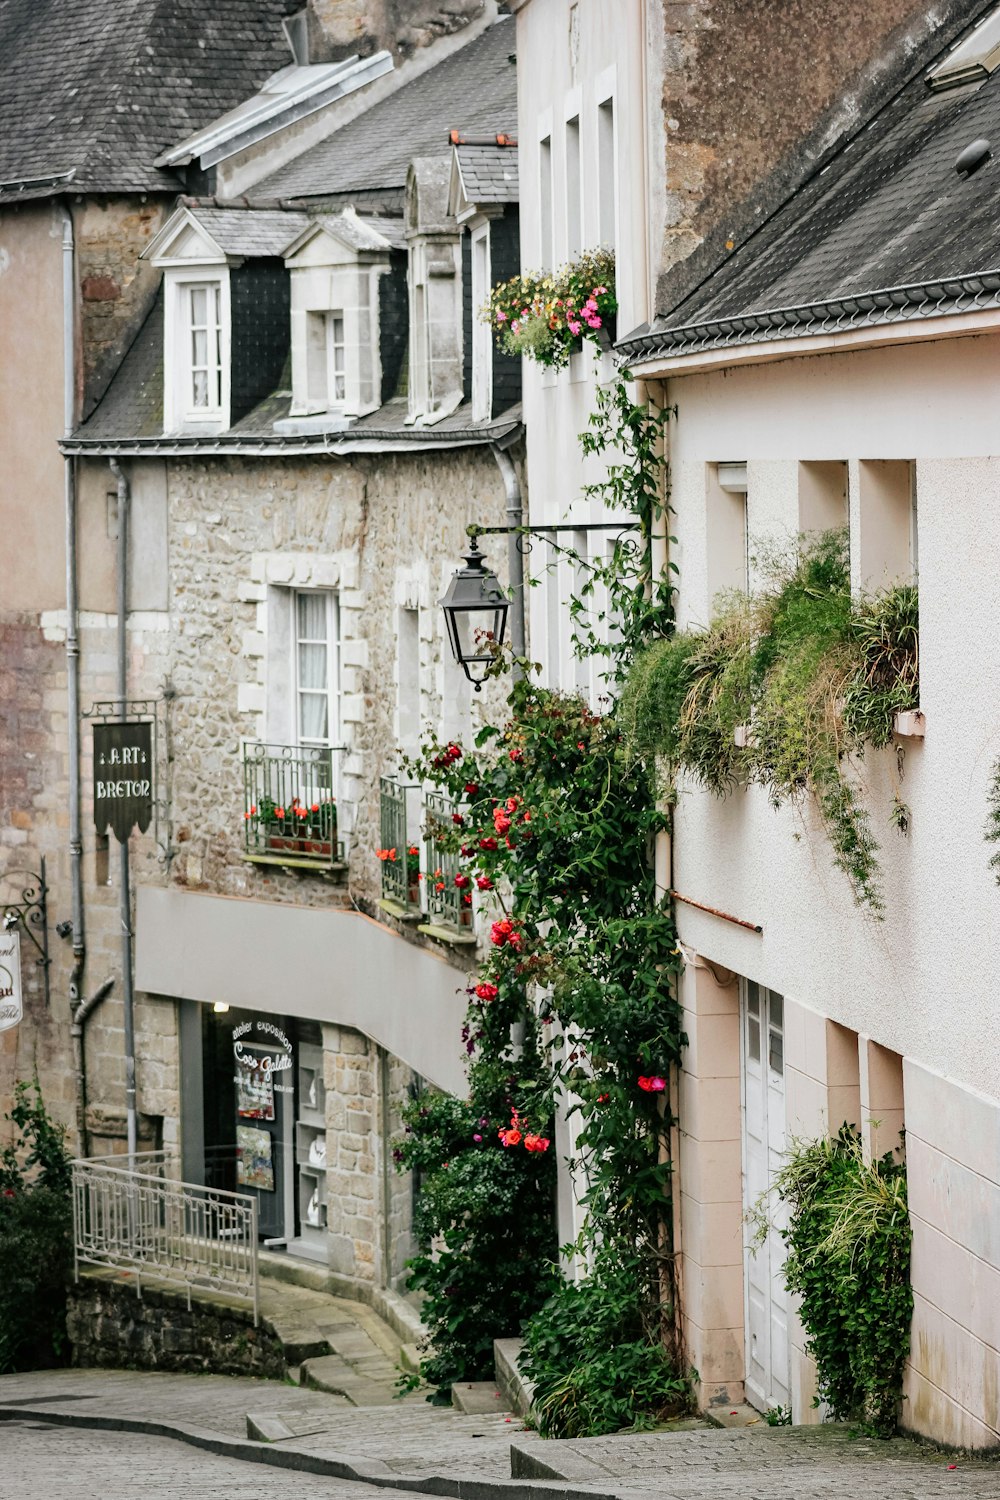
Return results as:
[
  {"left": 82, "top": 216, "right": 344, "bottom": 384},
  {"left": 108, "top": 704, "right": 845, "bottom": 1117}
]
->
[
  {"left": 395, "top": 375, "right": 688, "bottom": 1429},
  {"left": 0, "top": 1079, "right": 74, "bottom": 1372},
  {"left": 621, "top": 533, "right": 919, "bottom": 915},
  {"left": 748, "top": 1126, "right": 911, "bottom": 1437}
]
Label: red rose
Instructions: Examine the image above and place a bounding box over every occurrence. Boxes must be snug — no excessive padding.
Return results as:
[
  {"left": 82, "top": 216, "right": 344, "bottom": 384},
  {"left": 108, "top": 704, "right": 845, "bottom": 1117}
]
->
[
  {"left": 475, "top": 876, "right": 494, "bottom": 891},
  {"left": 479, "top": 836, "right": 498, "bottom": 851},
  {"left": 475, "top": 982, "right": 499, "bottom": 1001},
  {"left": 464, "top": 782, "right": 479, "bottom": 796}
]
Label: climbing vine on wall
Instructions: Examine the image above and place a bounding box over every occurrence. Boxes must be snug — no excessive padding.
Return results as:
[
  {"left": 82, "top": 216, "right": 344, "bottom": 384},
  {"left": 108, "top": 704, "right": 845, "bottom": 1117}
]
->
[
  {"left": 395, "top": 374, "right": 690, "bottom": 1432},
  {"left": 620, "top": 532, "right": 919, "bottom": 916}
]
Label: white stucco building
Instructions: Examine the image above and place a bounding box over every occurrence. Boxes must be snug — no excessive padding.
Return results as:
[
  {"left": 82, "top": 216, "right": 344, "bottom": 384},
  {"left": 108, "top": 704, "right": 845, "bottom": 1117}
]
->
[{"left": 621, "top": 7, "right": 1000, "bottom": 1450}]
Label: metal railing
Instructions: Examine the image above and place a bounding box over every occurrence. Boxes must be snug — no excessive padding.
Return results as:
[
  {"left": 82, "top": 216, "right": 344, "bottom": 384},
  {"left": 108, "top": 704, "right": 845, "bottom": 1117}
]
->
[
  {"left": 72, "top": 1153, "right": 259, "bottom": 1324},
  {"left": 243, "top": 741, "right": 345, "bottom": 866},
  {"left": 379, "top": 777, "right": 421, "bottom": 909},
  {"left": 424, "top": 791, "right": 472, "bottom": 930}
]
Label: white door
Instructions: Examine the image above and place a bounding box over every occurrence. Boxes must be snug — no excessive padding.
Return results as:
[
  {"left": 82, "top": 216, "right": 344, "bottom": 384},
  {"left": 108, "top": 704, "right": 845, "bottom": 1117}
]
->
[{"left": 741, "top": 980, "right": 790, "bottom": 1414}]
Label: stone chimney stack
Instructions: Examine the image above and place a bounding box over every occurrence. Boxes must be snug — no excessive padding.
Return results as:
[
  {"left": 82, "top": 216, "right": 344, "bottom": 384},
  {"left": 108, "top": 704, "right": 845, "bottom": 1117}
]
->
[{"left": 307, "top": 0, "right": 489, "bottom": 64}]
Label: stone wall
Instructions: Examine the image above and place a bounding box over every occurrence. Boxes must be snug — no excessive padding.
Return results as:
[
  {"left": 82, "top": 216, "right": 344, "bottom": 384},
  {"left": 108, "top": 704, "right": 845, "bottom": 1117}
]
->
[
  {"left": 307, "top": 0, "right": 488, "bottom": 63},
  {"left": 653, "top": 0, "right": 977, "bottom": 313},
  {"left": 75, "top": 197, "right": 170, "bottom": 418},
  {"left": 323, "top": 1025, "right": 415, "bottom": 1287},
  {"left": 68, "top": 1273, "right": 285, "bottom": 1378}
]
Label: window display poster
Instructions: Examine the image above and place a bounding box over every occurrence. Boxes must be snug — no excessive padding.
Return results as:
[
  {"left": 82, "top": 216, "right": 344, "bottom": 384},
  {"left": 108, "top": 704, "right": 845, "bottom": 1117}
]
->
[
  {"left": 236, "top": 1125, "right": 274, "bottom": 1191},
  {"left": 236, "top": 1053, "right": 275, "bottom": 1120}
]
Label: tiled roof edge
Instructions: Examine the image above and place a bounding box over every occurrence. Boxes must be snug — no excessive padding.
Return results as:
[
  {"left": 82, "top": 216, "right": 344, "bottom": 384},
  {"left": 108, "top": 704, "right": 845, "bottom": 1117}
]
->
[
  {"left": 617, "top": 272, "right": 1000, "bottom": 363},
  {"left": 59, "top": 418, "right": 523, "bottom": 458}
]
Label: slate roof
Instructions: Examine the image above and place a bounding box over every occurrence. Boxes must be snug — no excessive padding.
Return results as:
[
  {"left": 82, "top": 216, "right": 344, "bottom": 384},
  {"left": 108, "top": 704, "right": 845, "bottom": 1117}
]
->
[
  {"left": 250, "top": 18, "right": 517, "bottom": 201},
  {"left": 0, "top": 0, "right": 299, "bottom": 198},
  {"left": 620, "top": 28, "right": 1000, "bottom": 363},
  {"left": 183, "top": 207, "right": 311, "bottom": 258},
  {"left": 454, "top": 144, "right": 519, "bottom": 205},
  {"left": 65, "top": 291, "right": 519, "bottom": 451}
]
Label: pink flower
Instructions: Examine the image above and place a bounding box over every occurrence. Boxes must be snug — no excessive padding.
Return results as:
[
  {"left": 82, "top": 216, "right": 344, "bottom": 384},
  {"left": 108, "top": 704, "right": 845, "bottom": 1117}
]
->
[
  {"left": 638, "top": 1075, "right": 667, "bottom": 1093},
  {"left": 496, "top": 311, "right": 507, "bottom": 322},
  {"left": 567, "top": 320, "right": 582, "bottom": 336}
]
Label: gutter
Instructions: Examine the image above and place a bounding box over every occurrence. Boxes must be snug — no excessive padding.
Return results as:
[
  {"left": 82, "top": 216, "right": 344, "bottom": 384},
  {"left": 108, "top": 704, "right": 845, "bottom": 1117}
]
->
[
  {"left": 59, "top": 423, "right": 523, "bottom": 460},
  {"left": 618, "top": 270, "right": 1000, "bottom": 370}
]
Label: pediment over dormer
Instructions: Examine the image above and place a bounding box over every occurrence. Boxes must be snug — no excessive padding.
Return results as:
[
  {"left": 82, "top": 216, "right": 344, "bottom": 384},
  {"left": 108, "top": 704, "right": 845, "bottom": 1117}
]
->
[{"left": 142, "top": 207, "right": 227, "bottom": 267}]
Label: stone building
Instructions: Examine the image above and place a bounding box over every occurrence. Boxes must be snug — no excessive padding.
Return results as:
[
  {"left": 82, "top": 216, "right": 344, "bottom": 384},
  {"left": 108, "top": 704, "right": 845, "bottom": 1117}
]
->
[{"left": 2, "top": 1, "right": 521, "bottom": 1296}]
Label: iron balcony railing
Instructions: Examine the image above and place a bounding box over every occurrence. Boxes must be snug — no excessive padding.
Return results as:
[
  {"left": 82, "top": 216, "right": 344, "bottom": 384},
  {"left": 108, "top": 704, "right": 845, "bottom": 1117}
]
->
[
  {"left": 379, "top": 777, "right": 421, "bottom": 910},
  {"left": 72, "top": 1152, "right": 259, "bottom": 1324},
  {"left": 243, "top": 741, "right": 345, "bottom": 867},
  {"left": 425, "top": 790, "right": 473, "bottom": 931}
]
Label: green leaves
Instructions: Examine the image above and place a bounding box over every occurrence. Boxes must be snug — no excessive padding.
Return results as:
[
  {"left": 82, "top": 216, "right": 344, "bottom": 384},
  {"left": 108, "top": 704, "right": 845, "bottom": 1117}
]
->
[{"left": 757, "top": 1127, "right": 911, "bottom": 1437}]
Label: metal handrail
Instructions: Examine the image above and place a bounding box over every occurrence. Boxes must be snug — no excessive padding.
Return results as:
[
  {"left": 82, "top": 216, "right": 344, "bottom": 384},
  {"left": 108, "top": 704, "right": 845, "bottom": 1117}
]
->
[
  {"left": 72, "top": 1155, "right": 259, "bottom": 1324},
  {"left": 379, "top": 777, "right": 421, "bottom": 909},
  {"left": 243, "top": 741, "right": 346, "bottom": 866}
]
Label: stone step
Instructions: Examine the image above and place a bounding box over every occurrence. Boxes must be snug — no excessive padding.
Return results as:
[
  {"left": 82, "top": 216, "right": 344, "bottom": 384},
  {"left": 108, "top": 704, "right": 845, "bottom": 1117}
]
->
[
  {"left": 451, "top": 1380, "right": 511, "bottom": 1416},
  {"left": 300, "top": 1352, "right": 397, "bottom": 1407}
]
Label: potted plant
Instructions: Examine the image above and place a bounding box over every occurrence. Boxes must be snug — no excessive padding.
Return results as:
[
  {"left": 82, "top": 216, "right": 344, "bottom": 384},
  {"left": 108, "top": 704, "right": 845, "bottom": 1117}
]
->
[
  {"left": 265, "top": 799, "right": 302, "bottom": 854},
  {"left": 482, "top": 248, "right": 617, "bottom": 371},
  {"left": 406, "top": 845, "right": 421, "bottom": 904},
  {"left": 302, "top": 798, "right": 337, "bottom": 858}
]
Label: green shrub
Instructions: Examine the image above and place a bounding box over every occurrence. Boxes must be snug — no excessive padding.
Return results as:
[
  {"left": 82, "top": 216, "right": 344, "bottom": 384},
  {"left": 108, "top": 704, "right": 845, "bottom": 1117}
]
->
[
  {"left": 0, "top": 1080, "right": 74, "bottom": 1371},
  {"left": 521, "top": 1247, "right": 690, "bottom": 1437},
  {"left": 750, "top": 1126, "right": 911, "bottom": 1436}
]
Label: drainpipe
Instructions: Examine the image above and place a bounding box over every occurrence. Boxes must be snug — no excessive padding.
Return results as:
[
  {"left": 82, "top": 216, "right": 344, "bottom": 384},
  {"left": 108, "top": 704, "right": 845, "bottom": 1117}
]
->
[
  {"left": 109, "top": 457, "right": 138, "bottom": 1164},
  {"left": 490, "top": 443, "right": 526, "bottom": 683},
  {"left": 62, "top": 208, "right": 87, "bottom": 1061},
  {"left": 71, "top": 977, "right": 115, "bottom": 1158}
]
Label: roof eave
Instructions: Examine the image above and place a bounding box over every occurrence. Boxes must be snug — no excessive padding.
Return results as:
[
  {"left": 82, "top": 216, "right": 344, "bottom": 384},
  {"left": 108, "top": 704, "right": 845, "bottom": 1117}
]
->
[{"left": 59, "top": 419, "right": 523, "bottom": 459}]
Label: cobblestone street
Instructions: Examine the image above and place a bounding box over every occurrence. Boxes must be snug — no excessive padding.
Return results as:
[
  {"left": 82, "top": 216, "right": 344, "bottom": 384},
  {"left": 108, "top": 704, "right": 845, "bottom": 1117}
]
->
[{"left": 2, "top": 1421, "right": 415, "bottom": 1500}]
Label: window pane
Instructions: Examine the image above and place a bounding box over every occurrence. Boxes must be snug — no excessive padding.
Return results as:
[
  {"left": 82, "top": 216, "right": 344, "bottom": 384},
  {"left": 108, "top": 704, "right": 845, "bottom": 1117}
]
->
[
  {"left": 190, "top": 287, "right": 207, "bottom": 326},
  {"left": 299, "top": 692, "right": 328, "bottom": 742},
  {"left": 192, "top": 369, "right": 208, "bottom": 408},
  {"left": 747, "top": 980, "right": 760, "bottom": 1016},
  {"left": 298, "top": 642, "right": 327, "bottom": 690},
  {"left": 769, "top": 1029, "right": 784, "bottom": 1076},
  {"left": 768, "top": 992, "right": 783, "bottom": 1031},
  {"left": 748, "top": 1014, "right": 761, "bottom": 1063},
  {"left": 192, "top": 328, "right": 207, "bottom": 367},
  {"left": 297, "top": 593, "right": 327, "bottom": 641}
]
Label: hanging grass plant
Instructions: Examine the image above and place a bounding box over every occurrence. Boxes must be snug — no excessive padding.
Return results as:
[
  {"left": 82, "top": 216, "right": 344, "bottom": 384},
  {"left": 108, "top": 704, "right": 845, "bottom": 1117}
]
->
[{"left": 620, "top": 532, "right": 919, "bottom": 916}]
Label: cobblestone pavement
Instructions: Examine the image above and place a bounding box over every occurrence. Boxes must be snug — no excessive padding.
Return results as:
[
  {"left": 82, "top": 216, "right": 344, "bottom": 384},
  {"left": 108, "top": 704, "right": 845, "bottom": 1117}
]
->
[
  {"left": 2, "top": 1420, "right": 418, "bottom": 1500},
  {"left": 523, "top": 1425, "right": 1000, "bottom": 1500}
]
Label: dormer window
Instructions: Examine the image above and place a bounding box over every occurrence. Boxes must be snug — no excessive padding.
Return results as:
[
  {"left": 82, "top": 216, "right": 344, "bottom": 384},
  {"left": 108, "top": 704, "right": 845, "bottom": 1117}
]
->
[
  {"left": 187, "top": 283, "right": 224, "bottom": 413},
  {"left": 143, "top": 204, "right": 303, "bottom": 436},
  {"left": 282, "top": 210, "right": 398, "bottom": 432}
]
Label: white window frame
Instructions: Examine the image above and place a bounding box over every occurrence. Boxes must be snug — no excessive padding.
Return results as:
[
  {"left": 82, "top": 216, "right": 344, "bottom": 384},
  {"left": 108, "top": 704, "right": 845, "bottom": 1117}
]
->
[
  {"left": 292, "top": 589, "right": 341, "bottom": 752},
  {"left": 471, "top": 224, "right": 493, "bottom": 423},
  {"left": 163, "top": 268, "right": 231, "bottom": 431},
  {"left": 326, "top": 310, "right": 347, "bottom": 407}
]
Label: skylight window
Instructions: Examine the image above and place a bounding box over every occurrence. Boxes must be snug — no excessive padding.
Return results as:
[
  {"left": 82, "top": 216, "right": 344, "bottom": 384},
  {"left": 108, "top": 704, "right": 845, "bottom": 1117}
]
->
[{"left": 926, "top": 9, "right": 1000, "bottom": 92}]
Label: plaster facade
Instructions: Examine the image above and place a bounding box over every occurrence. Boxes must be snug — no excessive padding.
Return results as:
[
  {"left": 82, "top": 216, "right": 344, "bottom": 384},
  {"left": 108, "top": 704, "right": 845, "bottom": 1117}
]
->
[{"left": 665, "top": 329, "right": 1000, "bottom": 1445}]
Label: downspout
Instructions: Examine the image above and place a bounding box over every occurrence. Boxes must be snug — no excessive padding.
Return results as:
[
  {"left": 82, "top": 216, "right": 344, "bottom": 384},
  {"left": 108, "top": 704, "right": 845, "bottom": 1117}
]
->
[
  {"left": 62, "top": 205, "right": 89, "bottom": 1155},
  {"left": 109, "top": 457, "right": 138, "bottom": 1163},
  {"left": 71, "top": 977, "right": 115, "bottom": 1158},
  {"left": 489, "top": 442, "right": 526, "bottom": 682}
]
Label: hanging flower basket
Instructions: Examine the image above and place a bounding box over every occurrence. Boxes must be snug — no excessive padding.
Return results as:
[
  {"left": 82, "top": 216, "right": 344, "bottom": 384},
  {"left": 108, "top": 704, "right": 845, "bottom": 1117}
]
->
[{"left": 481, "top": 248, "right": 617, "bottom": 371}]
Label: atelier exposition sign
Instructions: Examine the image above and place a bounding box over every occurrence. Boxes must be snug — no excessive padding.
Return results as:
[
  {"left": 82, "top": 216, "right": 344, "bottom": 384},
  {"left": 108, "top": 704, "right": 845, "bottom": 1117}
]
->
[
  {"left": 0, "top": 930, "right": 22, "bottom": 1033},
  {"left": 94, "top": 721, "right": 154, "bottom": 843}
]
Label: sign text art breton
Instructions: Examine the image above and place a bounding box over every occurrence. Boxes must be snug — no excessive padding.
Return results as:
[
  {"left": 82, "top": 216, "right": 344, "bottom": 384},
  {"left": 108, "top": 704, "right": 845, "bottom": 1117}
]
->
[
  {"left": 0, "top": 929, "right": 23, "bottom": 1033},
  {"left": 94, "top": 720, "right": 154, "bottom": 843}
]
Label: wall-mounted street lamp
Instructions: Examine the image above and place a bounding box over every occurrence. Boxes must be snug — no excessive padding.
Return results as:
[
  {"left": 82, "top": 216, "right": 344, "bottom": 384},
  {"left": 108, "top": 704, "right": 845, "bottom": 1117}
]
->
[
  {"left": 440, "top": 520, "right": 640, "bottom": 688},
  {"left": 439, "top": 535, "right": 509, "bottom": 690}
]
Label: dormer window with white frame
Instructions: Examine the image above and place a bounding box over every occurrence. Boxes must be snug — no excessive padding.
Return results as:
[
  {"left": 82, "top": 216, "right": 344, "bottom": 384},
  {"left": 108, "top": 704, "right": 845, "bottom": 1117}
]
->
[
  {"left": 142, "top": 207, "right": 235, "bottom": 434},
  {"left": 282, "top": 210, "right": 393, "bottom": 431}
]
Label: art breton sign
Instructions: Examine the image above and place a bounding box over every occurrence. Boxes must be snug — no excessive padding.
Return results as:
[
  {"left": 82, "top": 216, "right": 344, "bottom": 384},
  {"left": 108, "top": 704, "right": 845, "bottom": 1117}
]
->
[
  {"left": 94, "top": 720, "right": 154, "bottom": 843},
  {"left": 0, "top": 929, "right": 22, "bottom": 1034}
]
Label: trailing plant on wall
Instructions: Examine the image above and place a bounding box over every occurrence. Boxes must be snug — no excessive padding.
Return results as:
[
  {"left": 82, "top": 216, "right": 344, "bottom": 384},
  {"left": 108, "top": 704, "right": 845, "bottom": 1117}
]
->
[
  {"left": 983, "top": 758, "right": 1000, "bottom": 884},
  {"left": 0, "top": 1079, "right": 73, "bottom": 1372},
  {"left": 748, "top": 1126, "right": 911, "bottom": 1437},
  {"left": 395, "top": 376, "right": 690, "bottom": 1432},
  {"left": 481, "top": 249, "right": 616, "bottom": 370},
  {"left": 620, "top": 532, "right": 919, "bottom": 916}
]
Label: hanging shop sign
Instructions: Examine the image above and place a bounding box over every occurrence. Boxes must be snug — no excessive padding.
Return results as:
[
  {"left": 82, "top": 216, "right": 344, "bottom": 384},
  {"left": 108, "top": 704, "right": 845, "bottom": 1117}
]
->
[
  {"left": 0, "top": 929, "right": 23, "bottom": 1033},
  {"left": 94, "top": 720, "right": 154, "bottom": 843}
]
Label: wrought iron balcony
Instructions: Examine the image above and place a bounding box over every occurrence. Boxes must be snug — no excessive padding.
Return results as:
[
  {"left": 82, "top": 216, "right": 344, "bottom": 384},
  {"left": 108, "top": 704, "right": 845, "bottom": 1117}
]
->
[
  {"left": 424, "top": 790, "right": 474, "bottom": 934},
  {"left": 378, "top": 777, "right": 421, "bottom": 912},
  {"left": 242, "top": 742, "right": 345, "bottom": 869}
]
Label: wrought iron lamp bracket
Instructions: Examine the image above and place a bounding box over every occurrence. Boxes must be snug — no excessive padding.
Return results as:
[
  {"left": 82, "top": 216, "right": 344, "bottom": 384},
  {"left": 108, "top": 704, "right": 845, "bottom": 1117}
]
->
[{"left": 1, "top": 859, "right": 51, "bottom": 1007}]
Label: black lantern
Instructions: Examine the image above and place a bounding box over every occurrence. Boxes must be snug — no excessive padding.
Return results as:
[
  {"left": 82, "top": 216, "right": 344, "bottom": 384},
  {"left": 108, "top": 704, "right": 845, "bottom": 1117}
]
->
[{"left": 440, "top": 536, "right": 509, "bottom": 689}]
